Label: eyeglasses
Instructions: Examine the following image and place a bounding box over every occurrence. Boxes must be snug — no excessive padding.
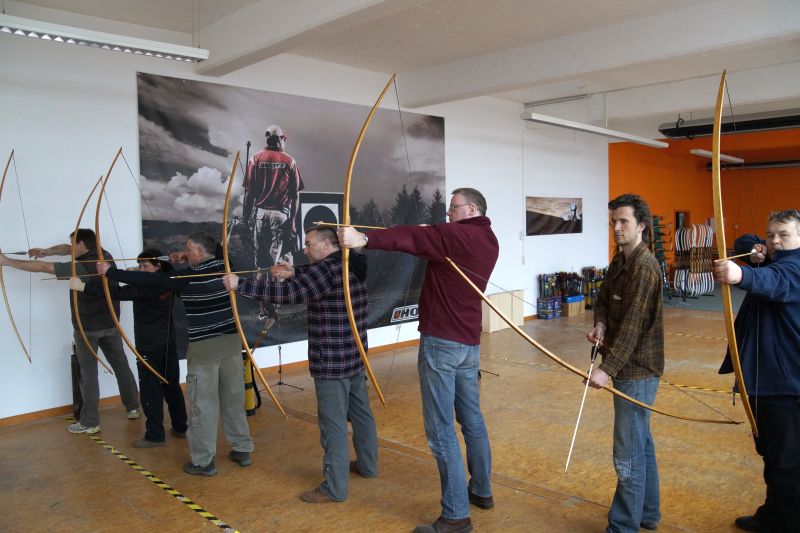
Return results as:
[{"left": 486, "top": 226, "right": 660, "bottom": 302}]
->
[{"left": 447, "top": 203, "right": 472, "bottom": 212}]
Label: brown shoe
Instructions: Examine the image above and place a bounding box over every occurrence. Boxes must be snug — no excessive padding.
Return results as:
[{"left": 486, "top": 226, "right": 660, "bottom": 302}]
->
[
  {"left": 413, "top": 516, "right": 473, "bottom": 533},
  {"left": 468, "top": 490, "right": 494, "bottom": 509},
  {"left": 299, "top": 487, "right": 336, "bottom": 503}
]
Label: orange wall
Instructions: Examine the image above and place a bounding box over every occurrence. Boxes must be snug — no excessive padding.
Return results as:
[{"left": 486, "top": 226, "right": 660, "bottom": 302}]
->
[{"left": 609, "top": 128, "right": 800, "bottom": 260}]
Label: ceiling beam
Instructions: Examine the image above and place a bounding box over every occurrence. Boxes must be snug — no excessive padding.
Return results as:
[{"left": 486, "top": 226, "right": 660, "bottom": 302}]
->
[
  {"left": 397, "top": 0, "right": 800, "bottom": 108},
  {"left": 195, "top": 0, "right": 417, "bottom": 77}
]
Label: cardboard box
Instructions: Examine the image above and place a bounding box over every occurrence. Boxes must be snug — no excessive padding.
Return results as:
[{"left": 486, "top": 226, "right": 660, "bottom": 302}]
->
[
  {"left": 537, "top": 296, "right": 561, "bottom": 320},
  {"left": 481, "top": 290, "right": 524, "bottom": 332},
  {"left": 562, "top": 295, "right": 585, "bottom": 316}
]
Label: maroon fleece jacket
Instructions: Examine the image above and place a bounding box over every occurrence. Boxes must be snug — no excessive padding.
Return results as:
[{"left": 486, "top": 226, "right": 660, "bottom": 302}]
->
[{"left": 366, "top": 216, "right": 498, "bottom": 345}]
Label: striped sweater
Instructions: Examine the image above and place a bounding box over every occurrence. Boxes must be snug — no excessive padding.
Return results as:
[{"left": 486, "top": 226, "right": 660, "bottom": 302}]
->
[{"left": 107, "top": 258, "right": 237, "bottom": 342}]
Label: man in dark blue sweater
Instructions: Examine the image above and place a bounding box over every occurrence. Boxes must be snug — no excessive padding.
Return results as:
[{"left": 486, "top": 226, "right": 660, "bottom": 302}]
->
[{"left": 713, "top": 209, "right": 800, "bottom": 533}]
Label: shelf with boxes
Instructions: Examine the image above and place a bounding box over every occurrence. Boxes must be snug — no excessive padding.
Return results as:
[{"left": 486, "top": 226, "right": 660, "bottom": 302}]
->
[{"left": 537, "top": 271, "right": 590, "bottom": 320}]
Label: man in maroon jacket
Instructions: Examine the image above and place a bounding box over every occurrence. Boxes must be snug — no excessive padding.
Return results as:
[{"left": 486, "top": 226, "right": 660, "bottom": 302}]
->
[{"left": 339, "top": 188, "right": 499, "bottom": 533}]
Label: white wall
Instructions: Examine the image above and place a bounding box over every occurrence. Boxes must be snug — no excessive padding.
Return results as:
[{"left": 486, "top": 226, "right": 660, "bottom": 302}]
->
[
  {"left": 520, "top": 124, "right": 610, "bottom": 303},
  {"left": 0, "top": 27, "right": 609, "bottom": 419}
]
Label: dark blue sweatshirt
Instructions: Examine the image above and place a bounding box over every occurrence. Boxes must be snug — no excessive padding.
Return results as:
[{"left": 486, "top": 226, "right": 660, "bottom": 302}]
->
[{"left": 719, "top": 234, "right": 800, "bottom": 396}]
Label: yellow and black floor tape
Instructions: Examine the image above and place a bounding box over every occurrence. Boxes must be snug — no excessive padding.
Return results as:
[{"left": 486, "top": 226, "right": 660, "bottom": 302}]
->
[
  {"left": 75, "top": 426, "right": 239, "bottom": 533},
  {"left": 660, "top": 383, "right": 731, "bottom": 395},
  {"left": 665, "top": 331, "right": 727, "bottom": 341}
]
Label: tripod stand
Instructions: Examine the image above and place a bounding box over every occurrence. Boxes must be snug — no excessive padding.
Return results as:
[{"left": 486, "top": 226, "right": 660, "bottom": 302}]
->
[{"left": 274, "top": 345, "right": 303, "bottom": 390}]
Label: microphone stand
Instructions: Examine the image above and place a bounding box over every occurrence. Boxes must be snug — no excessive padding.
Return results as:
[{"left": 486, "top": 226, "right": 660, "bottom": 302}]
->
[{"left": 274, "top": 345, "right": 303, "bottom": 390}]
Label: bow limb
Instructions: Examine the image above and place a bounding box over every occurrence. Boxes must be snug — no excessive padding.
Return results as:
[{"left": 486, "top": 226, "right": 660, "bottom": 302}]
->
[
  {"left": 222, "top": 151, "right": 287, "bottom": 419},
  {"left": 94, "top": 148, "right": 167, "bottom": 384},
  {"left": 341, "top": 75, "right": 395, "bottom": 408},
  {"left": 72, "top": 175, "right": 114, "bottom": 374},
  {"left": 711, "top": 71, "right": 758, "bottom": 436},
  {"left": 445, "top": 257, "right": 740, "bottom": 426},
  {"left": 0, "top": 149, "right": 32, "bottom": 363}
]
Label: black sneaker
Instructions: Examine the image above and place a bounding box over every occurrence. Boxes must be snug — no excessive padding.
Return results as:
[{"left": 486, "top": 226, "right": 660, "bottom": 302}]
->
[
  {"left": 229, "top": 450, "right": 252, "bottom": 466},
  {"left": 734, "top": 515, "right": 767, "bottom": 533},
  {"left": 183, "top": 460, "right": 217, "bottom": 476},
  {"left": 133, "top": 438, "right": 165, "bottom": 448},
  {"left": 468, "top": 490, "right": 494, "bottom": 510},
  {"left": 640, "top": 521, "right": 659, "bottom": 531}
]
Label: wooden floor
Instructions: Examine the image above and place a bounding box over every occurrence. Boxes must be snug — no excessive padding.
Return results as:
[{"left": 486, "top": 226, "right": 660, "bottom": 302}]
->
[{"left": 1, "top": 307, "right": 762, "bottom": 532}]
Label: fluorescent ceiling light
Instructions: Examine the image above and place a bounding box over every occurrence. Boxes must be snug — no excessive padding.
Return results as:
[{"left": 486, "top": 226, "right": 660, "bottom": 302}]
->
[
  {"left": 522, "top": 112, "right": 669, "bottom": 149},
  {"left": 0, "top": 14, "right": 208, "bottom": 63},
  {"left": 689, "top": 149, "right": 744, "bottom": 164}
]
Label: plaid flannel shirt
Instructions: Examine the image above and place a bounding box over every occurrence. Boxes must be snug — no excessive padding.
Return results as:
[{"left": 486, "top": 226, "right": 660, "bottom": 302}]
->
[
  {"left": 594, "top": 241, "right": 664, "bottom": 380},
  {"left": 237, "top": 253, "right": 367, "bottom": 380}
]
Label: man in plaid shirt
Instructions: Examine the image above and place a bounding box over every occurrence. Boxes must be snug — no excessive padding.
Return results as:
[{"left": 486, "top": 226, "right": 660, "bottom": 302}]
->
[
  {"left": 587, "top": 194, "right": 664, "bottom": 533},
  {"left": 222, "top": 226, "right": 377, "bottom": 504}
]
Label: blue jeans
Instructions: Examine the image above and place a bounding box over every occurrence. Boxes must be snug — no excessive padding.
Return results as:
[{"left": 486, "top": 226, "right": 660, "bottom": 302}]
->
[
  {"left": 608, "top": 377, "right": 661, "bottom": 533},
  {"left": 418, "top": 334, "right": 492, "bottom": 520}
]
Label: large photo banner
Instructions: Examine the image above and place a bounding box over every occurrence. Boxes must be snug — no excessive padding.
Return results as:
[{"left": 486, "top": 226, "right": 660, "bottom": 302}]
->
[{"left": 136, "top": 73, "right": 445, "bottom": 349}]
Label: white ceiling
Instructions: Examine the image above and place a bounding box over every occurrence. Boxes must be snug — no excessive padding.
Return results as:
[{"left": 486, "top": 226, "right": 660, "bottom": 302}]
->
[
  {"left": 287, "top": 0, "right": 712, "bottom": 72},
  {"left": 7, "top": 0, "right": 800, "bottom": 133}
]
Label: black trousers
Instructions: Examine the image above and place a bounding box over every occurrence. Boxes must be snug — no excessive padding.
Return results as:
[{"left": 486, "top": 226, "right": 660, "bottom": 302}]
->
[
  {"left": 751, "top": 396, "right": 800, "bottom": 533},
  {"left": 139, "top": 346, "right": 188, "bottom": 442}
]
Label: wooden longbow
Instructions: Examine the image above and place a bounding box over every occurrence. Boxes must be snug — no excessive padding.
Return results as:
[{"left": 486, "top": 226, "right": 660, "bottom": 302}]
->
[
  {"left": 72, "top": 175, "right": 114, "bottom": 374},
  {"left": 446, "top": 257, "right": 740, "bottom": 426},
  {"left": 341, "top": 75, "right": 396, "bottom": 408},
  {"left": 222, "top": 151, "right": 287, "bottom": 419},
  {"left": 94, "top": 148, "right": 167, "bottom": 383},
  {"left": 711, "top": 70, "right": 758, "bottom": 436},
  {"left": 0, "top": 149, "right": 32, "bottom": 363}
]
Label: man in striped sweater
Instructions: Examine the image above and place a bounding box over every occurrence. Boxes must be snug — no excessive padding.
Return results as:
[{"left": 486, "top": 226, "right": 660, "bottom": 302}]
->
[
  {"left": 223, "top": 226, "right": 378, "bottom": 503},
  {"left": 97, "top": 233, "right": 253, "bottom": 476}
]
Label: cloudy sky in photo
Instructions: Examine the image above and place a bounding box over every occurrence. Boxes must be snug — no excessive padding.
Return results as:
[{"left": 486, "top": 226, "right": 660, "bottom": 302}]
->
[{"left": 137, "top": 73, "right": 445, "bottom": 223}]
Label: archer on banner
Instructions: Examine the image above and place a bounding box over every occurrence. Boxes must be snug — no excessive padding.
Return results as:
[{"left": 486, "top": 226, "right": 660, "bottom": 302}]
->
[{"left": 136, "top": 72, "right": 446, "bottom": 348}]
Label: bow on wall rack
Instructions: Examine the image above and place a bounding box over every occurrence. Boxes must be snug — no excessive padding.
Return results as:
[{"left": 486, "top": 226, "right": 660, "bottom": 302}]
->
[{"left": 672, "top": 223, "right": 715, "bottom": 299}]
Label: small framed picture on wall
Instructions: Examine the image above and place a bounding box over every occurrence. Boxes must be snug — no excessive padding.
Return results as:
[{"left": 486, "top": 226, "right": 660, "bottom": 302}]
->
[{"left": 526, "top": 196, "right": 583, "bottom": 236}]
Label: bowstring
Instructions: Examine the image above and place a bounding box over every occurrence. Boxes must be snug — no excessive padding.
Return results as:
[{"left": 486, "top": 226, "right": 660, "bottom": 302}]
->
[
  {"left": 724, "top": 78, "right": 758, "bottom": 419},
  {"left": 660, "top": 375, "right": 739, "bottom": 423},
  {"left": 121, "top": 151, "right": 158, "bottom": 222},
  {"left": 383, "top": 76, "right": 421, "bottom": 397},
  {"left": 120, "top": 149, "right": 173, "bottom": 380},
  {"left": 101, "top": 189, "right": 129, "bottom": 270}
]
